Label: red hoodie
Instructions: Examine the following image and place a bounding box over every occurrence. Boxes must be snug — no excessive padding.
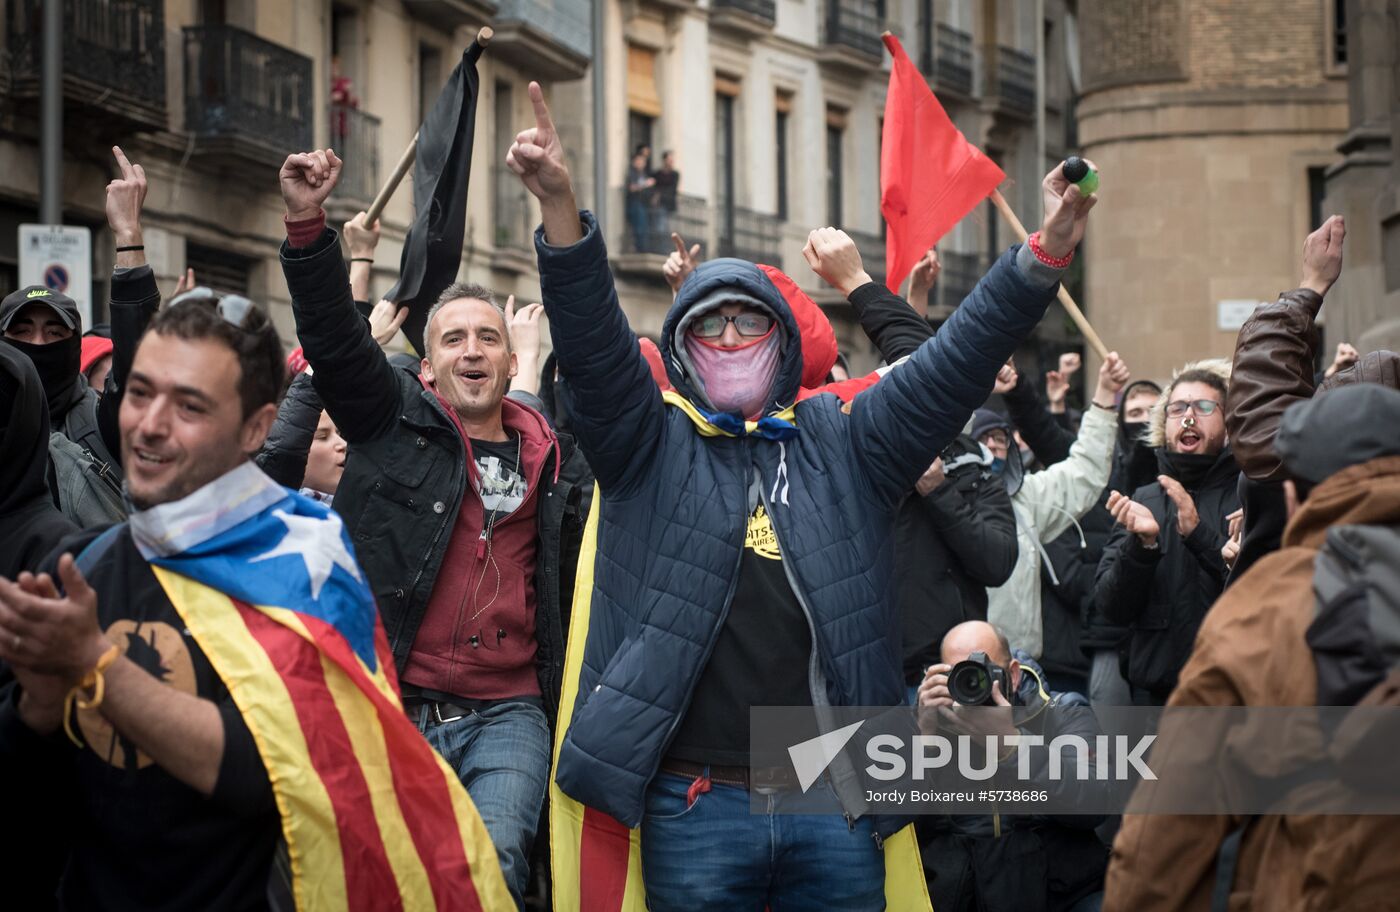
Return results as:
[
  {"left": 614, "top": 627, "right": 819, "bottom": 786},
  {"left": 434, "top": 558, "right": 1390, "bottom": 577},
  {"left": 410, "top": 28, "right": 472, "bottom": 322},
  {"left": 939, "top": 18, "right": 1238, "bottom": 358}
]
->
[{"left": 400, "top": 380, "right": 560, "bottom": 701}]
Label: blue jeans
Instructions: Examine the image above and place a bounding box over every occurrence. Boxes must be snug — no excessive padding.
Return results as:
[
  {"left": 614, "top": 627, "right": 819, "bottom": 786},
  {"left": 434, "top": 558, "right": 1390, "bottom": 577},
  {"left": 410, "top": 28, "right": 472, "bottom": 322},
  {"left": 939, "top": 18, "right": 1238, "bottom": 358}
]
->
[
  {"left": 639, "top": 772, "right": 885, "bottom": 911},
  {"left": 415, "top": 700, "right": 550, "bottom": 910}
]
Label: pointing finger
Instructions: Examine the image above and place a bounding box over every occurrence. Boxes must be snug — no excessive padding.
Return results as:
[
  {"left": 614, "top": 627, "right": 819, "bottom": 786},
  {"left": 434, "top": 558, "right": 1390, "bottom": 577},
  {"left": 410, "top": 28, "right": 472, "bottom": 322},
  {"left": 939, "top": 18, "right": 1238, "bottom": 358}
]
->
[
  {"left": 671, "top": 233, "right": 688, "bottom": 257},
  {"left": 505, "top": 294, "right": 516, "bottom": 322},
  {"left": 528, "top": 81, "right": 555, "bottom": 133},
  {"left": 112, "top": 145, "right": 135, "bottom": 180}
]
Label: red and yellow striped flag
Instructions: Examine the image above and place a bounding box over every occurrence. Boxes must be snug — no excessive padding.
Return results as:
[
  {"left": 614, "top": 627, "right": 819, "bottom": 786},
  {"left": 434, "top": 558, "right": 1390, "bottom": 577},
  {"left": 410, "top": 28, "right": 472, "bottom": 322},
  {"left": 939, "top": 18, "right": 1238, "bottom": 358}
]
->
[
  {"left": 151, "top": 564, "right": 513, "bottom": 910},
  {"left": 548, "top": 490, "right": 933, "bottom": 911}
]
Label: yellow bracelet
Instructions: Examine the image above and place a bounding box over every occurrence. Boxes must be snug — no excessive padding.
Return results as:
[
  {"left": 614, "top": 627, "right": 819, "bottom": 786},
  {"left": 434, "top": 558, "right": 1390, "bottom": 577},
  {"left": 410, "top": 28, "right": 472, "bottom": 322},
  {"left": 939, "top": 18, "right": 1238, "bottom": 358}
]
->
[{"left": 62, "top": 643, "right": 121, "bottom": 748}]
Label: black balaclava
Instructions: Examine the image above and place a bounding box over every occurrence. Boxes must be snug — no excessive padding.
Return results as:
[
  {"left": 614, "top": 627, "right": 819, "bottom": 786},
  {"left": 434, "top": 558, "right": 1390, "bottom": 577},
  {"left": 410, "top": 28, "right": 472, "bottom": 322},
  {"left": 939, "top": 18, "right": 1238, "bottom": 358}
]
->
[{"left": 2, "top": 334, "right": 82, "bottom": 423}]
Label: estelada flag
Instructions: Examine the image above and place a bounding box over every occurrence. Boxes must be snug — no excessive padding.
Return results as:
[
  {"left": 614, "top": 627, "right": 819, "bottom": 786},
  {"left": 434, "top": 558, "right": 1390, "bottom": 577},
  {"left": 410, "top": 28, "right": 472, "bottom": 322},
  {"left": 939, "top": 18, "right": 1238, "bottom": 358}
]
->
[
  {"left": 107, "top": 474, "right": 513, "bottom": 910},
  {"left": 548, "top": 489, "right": 933, "bottom": 911},
  {"left": 881, "top": 32, "right": 1005, "bottom": 294}
]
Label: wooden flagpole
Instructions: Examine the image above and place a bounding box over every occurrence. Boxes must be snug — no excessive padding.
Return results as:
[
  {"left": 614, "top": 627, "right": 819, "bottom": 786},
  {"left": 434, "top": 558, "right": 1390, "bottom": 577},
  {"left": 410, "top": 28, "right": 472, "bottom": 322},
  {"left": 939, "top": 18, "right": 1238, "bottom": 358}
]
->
[{"left": 988, "top": 188, "right": 1109, "bottom": 360}]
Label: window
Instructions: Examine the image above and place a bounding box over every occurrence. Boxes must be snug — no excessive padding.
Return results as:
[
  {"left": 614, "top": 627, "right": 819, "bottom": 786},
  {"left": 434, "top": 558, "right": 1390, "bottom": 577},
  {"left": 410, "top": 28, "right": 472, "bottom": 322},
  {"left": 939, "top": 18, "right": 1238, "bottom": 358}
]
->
[
  {"left": 918, "top": 0, "right": 935, "bottom": 73},
  {"left": 716, "top": 89, "right": 737, "bottom": 245},
  {"left": 185, "top": 243, "right": 251, "bottom": 297},
  {"left": 1331, "top": 0, "right": 1347, "bottom": 67},
  {"left": 627, "top": 45, "right": 662, "bottom": 118},
  {"left": 628, "top": 113, "right": 655, "bottom": 166},
  {"left": 418, "top": 43, "right": 442, "bottom": 125},
  {"left": 775, "top": 92, "right": 793, "bottom": 222},
  {"left": 826, "top": 107, "right": 847, "bottom": 227}
]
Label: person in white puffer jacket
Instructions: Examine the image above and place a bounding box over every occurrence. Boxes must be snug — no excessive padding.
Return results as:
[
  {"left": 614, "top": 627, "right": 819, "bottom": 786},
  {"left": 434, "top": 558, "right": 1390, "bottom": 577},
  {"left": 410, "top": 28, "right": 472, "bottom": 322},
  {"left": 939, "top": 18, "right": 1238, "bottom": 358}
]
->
[{"left": 980, "top": 353, "right": 1132, "bottom": 656}]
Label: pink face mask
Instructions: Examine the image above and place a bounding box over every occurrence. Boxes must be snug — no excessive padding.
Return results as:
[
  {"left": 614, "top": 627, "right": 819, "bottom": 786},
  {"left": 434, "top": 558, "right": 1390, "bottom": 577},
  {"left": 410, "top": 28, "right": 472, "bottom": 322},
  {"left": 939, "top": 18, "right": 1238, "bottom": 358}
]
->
[{"left": 684, "top": 326, "right": 781, "bottom": 420}]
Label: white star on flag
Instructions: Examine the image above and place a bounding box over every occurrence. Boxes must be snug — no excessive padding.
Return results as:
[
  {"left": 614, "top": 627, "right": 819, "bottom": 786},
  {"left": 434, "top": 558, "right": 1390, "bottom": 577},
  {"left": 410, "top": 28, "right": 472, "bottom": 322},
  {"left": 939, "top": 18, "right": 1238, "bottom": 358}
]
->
[{"left": 251, "top": 509, "right": 362, "bottom": 600}]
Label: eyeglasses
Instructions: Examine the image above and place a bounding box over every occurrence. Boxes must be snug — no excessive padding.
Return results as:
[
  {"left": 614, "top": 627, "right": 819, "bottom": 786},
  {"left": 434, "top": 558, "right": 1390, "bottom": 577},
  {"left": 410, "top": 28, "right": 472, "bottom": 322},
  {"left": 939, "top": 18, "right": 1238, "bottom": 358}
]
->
[
  {"left": 167, "top": 286, "right": 269, "bottom": 334},
  {"left": 1165, "top": 399, "right": 1220, "bottom": 418},
  {"left": 690, "top": 312, "right": 774, "bottom": 340}
]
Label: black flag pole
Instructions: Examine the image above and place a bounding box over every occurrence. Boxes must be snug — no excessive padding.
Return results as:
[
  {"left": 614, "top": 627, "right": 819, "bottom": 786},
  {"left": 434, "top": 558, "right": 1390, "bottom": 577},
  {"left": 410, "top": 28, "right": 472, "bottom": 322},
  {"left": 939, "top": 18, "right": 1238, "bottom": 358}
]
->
[{"left": 365, "top": 27, "right": 491, "bottom": 226}]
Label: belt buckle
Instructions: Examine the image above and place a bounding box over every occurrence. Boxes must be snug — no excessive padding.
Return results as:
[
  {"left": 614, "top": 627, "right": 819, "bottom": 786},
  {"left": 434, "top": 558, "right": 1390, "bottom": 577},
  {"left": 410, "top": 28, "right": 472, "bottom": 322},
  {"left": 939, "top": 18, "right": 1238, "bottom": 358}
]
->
[{"left": 432, "top": 702, "right": 466, "bottom": 725}]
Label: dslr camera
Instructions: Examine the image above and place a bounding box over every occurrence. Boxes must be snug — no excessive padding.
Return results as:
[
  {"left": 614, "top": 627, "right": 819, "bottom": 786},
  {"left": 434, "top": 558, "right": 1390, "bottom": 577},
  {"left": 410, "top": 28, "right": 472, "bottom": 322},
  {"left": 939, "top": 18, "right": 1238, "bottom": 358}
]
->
[{"left": 947, "top": 652, "right": 1010, "bottom": 706}]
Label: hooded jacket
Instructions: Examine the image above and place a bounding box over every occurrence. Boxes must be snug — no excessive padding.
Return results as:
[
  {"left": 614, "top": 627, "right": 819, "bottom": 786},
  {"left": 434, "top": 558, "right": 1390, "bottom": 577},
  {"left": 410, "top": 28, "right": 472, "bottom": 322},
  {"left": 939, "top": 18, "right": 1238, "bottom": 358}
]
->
[
  {"left": 919, "top": 653, "right": 1108, "bottom": 912},
  {"left": 1104, "top": 450, "right": 1400, "bottom": 912},
  {"left": 541, "top": 212, "right": 1062, "bottom": 831},
  {"left": 1095, "top": 360, "right": 1241, "bottom": 700},
  {"left": 280, "top": 223, "right": 591, "bottom": 725},
  {"left": 0, "top": 344, "right": 77, "bottom": 578}
]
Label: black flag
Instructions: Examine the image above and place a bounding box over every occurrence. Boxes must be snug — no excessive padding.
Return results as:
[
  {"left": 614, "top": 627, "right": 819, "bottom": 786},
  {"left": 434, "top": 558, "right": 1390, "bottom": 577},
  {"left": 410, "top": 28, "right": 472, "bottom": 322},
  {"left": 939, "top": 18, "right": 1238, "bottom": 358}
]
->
[{"left": 387, "top": 39, "right": 485, "bottom": 356}]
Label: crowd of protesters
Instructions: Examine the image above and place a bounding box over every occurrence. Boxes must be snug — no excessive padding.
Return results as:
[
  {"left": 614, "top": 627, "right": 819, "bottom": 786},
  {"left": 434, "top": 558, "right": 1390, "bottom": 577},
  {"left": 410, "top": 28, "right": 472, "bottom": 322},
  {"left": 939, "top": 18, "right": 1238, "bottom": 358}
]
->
[{"left": 2, "top": 77, "right": 1399, "bottom": 912}]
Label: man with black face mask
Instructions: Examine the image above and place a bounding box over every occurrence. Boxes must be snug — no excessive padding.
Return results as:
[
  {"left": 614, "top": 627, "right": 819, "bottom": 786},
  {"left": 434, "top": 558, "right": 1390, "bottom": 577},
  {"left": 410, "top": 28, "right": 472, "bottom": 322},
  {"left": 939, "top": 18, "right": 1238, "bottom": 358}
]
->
[{"left": 1094, "top": 359, "right": 1241, "bottom": 706}]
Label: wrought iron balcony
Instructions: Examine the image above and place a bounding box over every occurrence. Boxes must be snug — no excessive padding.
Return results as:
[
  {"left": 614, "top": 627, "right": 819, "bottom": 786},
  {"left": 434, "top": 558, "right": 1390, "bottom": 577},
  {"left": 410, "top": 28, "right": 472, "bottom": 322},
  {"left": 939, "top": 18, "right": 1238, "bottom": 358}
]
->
[
  {"left": 844, "top": 228, "right": 885, "bottom": 289},
  {"left": 710, "top": 0, "right": 776, "bottom": 36},
  {"left": 491, "top": 0, "right": 592, "bottom": 81},
  {"left": 330, "top": 105, "right": 380, "bottom": 204},
  {"left": 6, "top": 0, "right": 166, "bottom": 129},
  {"left": 614, "top": 189, "right": 710, "bottom": 273},
  {"left": 932, "top": 23, "right": 974, "bottom": 97},
  {"left": 989, "top": 45, "right": 1036, "bottom": 119},
  {"left": 823, "top": 0, "right": 883, "bottom": 61},
  {"left": 184, "top": 24, "right": 313, "bottom": 166},
  {"left": 494, "top": 165, "right": 536, "bottom": 254},
  {"left": 717, "top": 206, "right": 782, "bottom": 268}
]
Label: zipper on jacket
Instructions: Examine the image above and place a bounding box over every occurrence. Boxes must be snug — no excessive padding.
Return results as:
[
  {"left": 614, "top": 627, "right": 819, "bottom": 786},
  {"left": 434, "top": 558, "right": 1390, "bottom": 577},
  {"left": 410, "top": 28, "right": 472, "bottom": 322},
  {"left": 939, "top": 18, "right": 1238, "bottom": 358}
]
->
[
  {"left": 391, "top": 412, "right": 464, "bottom": 656},
  {"left": 638, "top": 444, "right": 748, "bottom": 796}
]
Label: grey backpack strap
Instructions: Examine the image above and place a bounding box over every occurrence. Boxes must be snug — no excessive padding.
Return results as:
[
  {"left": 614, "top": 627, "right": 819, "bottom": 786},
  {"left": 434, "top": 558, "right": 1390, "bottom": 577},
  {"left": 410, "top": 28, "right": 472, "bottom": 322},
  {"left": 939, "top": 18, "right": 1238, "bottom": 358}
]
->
[{"left": 74, "top": 523, "right": 127, "bottom": 577}]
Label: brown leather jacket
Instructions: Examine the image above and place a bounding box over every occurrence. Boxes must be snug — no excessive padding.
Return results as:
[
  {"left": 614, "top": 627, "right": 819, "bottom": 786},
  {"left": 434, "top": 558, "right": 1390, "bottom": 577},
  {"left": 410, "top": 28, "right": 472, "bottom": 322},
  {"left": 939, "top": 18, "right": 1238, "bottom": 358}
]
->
[
  {"left": 1103, "top": 455, "right": 1400, "bottom": 912},
  {"left": 1228, "top": 290, "right": 1400, "bottom": 482}
]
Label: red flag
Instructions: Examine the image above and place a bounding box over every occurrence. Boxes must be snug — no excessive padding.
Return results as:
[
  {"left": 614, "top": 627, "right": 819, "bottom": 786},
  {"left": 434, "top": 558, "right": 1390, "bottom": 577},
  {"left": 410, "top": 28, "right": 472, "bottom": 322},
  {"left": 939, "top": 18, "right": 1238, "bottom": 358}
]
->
[{"left": 880, "top": 33, "right": 1005, "bottom": 294}]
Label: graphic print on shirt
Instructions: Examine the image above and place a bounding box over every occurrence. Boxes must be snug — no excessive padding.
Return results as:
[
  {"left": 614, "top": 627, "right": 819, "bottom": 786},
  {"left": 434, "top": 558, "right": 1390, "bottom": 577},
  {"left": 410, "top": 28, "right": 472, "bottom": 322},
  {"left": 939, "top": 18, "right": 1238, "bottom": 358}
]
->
[
  {"left": 745, "top": 503, "right": 782, "bottom": 561},
  {"left": 77, "top": 619, "right": 197, "bottom": 770},
  {"left": 473, "top": 437, "right": 528, "bottom": 519}
]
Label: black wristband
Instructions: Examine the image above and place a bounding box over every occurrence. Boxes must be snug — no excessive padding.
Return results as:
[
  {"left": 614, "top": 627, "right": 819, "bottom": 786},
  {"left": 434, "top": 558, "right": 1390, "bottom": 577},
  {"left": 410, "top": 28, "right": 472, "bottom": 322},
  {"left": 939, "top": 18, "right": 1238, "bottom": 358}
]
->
[
  {"left": 350, "top": 257, "right": 373, "bottom": 263},
  {"left": 115, "top": 245, "right": 144, "bottom": 252}
]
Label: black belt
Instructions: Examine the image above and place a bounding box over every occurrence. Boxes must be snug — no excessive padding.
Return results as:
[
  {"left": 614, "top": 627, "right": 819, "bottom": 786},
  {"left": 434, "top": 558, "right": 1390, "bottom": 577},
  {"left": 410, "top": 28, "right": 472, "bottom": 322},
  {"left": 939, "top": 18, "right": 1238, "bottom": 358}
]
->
[
  {"left": 411, "top": 699, "right": 478, "bottom": 725},
  {"left": 659, "top": 758, "right": 806, "bottom": 791}
]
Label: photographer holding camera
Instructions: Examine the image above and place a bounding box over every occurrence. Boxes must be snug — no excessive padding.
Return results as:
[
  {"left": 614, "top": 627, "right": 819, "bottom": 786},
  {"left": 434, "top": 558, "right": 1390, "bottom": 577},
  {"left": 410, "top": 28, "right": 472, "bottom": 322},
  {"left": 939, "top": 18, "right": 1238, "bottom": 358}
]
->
[{"left": 916, "top": 620, "right": 1108, "bottom": 912}]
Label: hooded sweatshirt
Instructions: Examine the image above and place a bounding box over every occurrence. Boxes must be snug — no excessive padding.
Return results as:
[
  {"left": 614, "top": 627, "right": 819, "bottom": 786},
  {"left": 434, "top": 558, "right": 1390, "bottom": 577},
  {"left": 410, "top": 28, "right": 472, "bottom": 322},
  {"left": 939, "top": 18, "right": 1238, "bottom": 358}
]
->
[
  {"left": 399, "top": 388, "right": 560, "bottom": 702},
  {"left": 0, "top": 344, "right": 77, "bottom": 578}
]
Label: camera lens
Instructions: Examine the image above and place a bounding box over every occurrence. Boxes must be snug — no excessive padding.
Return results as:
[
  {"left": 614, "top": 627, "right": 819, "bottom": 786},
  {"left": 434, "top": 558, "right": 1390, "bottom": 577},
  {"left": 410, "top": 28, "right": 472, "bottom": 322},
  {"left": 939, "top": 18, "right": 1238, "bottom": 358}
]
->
[{"left": 949, "top": 661, "right": 992, "bottom": 706}]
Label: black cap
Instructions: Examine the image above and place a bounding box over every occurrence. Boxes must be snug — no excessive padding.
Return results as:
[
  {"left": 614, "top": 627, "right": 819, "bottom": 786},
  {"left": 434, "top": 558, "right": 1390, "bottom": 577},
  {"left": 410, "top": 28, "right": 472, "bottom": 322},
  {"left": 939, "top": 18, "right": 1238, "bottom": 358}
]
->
[
  {"left": 0, "top": 285, "right": 80, "bottom": 332},
  {"left": 1276, "top": 384, "right": 1400, "bottom": 483}
]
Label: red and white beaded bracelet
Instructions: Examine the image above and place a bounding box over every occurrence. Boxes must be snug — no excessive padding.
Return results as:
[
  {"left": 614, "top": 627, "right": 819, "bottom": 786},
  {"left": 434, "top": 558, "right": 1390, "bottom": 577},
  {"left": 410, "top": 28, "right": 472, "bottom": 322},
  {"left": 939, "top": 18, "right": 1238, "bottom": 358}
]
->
[{"left": 1027, "top": 231, "right": 1075, "bottom": 269}]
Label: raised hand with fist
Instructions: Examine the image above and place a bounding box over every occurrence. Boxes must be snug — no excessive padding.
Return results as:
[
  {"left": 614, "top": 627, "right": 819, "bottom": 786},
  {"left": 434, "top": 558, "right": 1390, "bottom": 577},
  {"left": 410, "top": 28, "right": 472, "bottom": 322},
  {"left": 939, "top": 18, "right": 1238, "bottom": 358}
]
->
[{"left": 279, "top": 149, "right": 343, "bottom": 221}]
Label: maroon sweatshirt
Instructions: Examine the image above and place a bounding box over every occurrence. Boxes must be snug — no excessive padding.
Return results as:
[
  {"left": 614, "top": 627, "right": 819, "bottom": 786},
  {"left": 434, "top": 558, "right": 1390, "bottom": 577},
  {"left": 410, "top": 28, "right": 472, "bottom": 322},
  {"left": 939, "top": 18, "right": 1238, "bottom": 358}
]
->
[{"left": 400, "top": 380, "right": 560, "bottom": 701}]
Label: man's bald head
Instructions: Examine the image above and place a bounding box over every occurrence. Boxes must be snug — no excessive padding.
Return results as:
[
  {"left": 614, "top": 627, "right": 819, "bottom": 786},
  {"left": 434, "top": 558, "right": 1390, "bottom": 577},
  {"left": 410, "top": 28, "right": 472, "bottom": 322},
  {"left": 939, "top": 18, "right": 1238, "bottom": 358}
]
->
[{"left": 940, "top": 621, "right": 1012, "bottom": 667}]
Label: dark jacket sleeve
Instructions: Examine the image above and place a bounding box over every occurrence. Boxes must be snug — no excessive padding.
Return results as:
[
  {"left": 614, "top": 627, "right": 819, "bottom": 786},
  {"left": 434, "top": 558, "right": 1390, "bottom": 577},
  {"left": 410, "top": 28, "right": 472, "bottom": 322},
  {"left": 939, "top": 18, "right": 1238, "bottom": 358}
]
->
[
  {"left": 256, "top": 373, "right": 323, "bottom": 489},
  {"left": 847, "top": 245, "right": 1062, "bottom": 510},
  {"left": 97, "top": 265, "right": 162, "bottom": 464},
  {"left": 846, "top": 282, "right": 933, "bottom": 362},
  {"left": 1094, "top": 516, "right": 1163, "bottom": 626},
  {"left": 281, "top": 228, "right": 402, "bottom": 445},
  {"left": 919, "top": 469, "right": 1018, "bottom": 588},
  {"left": 1181, "top": 513, "right": 1230, "bottom": 586},
  {"left": 1225, "top": 290, "right": 1322, "bottom": 482},
  {"left": 1003, "top": 371, "right": 1075, "bottom": 467},
  {"left": 534, "top": 212, "right": 664, "bottom": 496}
]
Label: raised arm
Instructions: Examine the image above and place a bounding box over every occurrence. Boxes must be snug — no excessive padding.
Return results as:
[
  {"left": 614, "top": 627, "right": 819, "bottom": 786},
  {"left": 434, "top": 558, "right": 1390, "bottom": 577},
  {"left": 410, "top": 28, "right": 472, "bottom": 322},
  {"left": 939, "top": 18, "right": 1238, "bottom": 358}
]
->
[
  {"left": 1002, "top": 365, "right": 1075, "bottom": 467},
  {"left": 277, "top": 149, "right": 401, "bottom": 444},
  {"left": 1225, "top": 215, "right": 1343, "bottom": 482},
  {"left": 511, "top": 82, "right": 664, "bottom": 492},
  {"left": 805, "top": 228, "right": 932, "bottom": 364},
  {"left": 842, "top": 163, "right": 1097, "bottom": 507}
]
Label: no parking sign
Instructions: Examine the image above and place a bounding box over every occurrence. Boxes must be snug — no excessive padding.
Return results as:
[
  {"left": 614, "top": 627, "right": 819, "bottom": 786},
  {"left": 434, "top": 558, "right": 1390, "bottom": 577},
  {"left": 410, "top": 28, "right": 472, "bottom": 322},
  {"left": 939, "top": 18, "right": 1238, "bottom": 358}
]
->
[{"left": 20, "top": 224, "right": 92, "bottom": 328}]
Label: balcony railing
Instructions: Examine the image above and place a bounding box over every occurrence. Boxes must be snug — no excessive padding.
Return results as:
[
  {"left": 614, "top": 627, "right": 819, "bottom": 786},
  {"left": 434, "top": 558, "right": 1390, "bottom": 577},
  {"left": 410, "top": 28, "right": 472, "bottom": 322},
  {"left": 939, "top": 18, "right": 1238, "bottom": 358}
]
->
[
  {"left": 990, "top": 45, "right": 1036, "bottom": 118},
  {"left": 934, "top": 23, "right": 974, "bottom": 96},
  {"left": 495, "top": 166, "right": 535, "bottom": 252},
  {"left": 184, "top": 24, "right": 313, "bottom": 158},
  {"left": 845, "top": 229, "right": 885, "bottom": 288},
  {"left": 620, "top": 191, "right": 710, "bottom": 257},
  {"left": 711, "top": 0, "right": 776, "bottom": 29},
  {"left": 6, "top": 0, "right": 166, "bottom": 125},
  {"left": 937, "top": 250, "right": 980, "bottom": 312},
  {"left": 330, "top": 105, "right": 380, "bottom": 204},
  {"left": 717, "top": 206, "right": 782, "bottom": 268},
  {"left": 824, "top": 0, "right": 882, "bottom": 58}
]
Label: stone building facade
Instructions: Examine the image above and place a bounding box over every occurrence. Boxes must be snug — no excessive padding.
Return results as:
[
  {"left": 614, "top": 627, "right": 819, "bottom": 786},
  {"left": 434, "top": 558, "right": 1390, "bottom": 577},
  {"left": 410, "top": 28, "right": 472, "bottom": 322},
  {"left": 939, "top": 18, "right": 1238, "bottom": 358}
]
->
[{"left": 1077, "top": 0, "right": 1350, "bottom": 381}]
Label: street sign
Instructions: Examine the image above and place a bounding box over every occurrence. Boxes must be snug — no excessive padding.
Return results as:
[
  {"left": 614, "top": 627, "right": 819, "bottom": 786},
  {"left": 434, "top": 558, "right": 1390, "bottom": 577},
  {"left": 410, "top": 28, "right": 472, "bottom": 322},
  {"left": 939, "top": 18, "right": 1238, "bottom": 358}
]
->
[
  {"left": 19, "top": 224, "right": 93, "bottom": 328},
  {"left": 1216, "top": 299, "right": 1260, "bottom": 332}
]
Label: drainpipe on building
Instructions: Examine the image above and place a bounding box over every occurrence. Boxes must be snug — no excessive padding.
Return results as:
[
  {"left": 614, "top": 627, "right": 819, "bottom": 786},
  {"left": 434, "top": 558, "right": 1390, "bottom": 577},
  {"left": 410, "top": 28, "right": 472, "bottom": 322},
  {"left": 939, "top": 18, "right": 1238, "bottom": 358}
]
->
[
  {"left": 591, "top": 0, "right": 607, "bottom": 234},
  {"left": 1035, "top": 0, "right": 1046, "bottom": 194},
  {"left": 40, "top": 0, "right": 63, "bottom": 224}
]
